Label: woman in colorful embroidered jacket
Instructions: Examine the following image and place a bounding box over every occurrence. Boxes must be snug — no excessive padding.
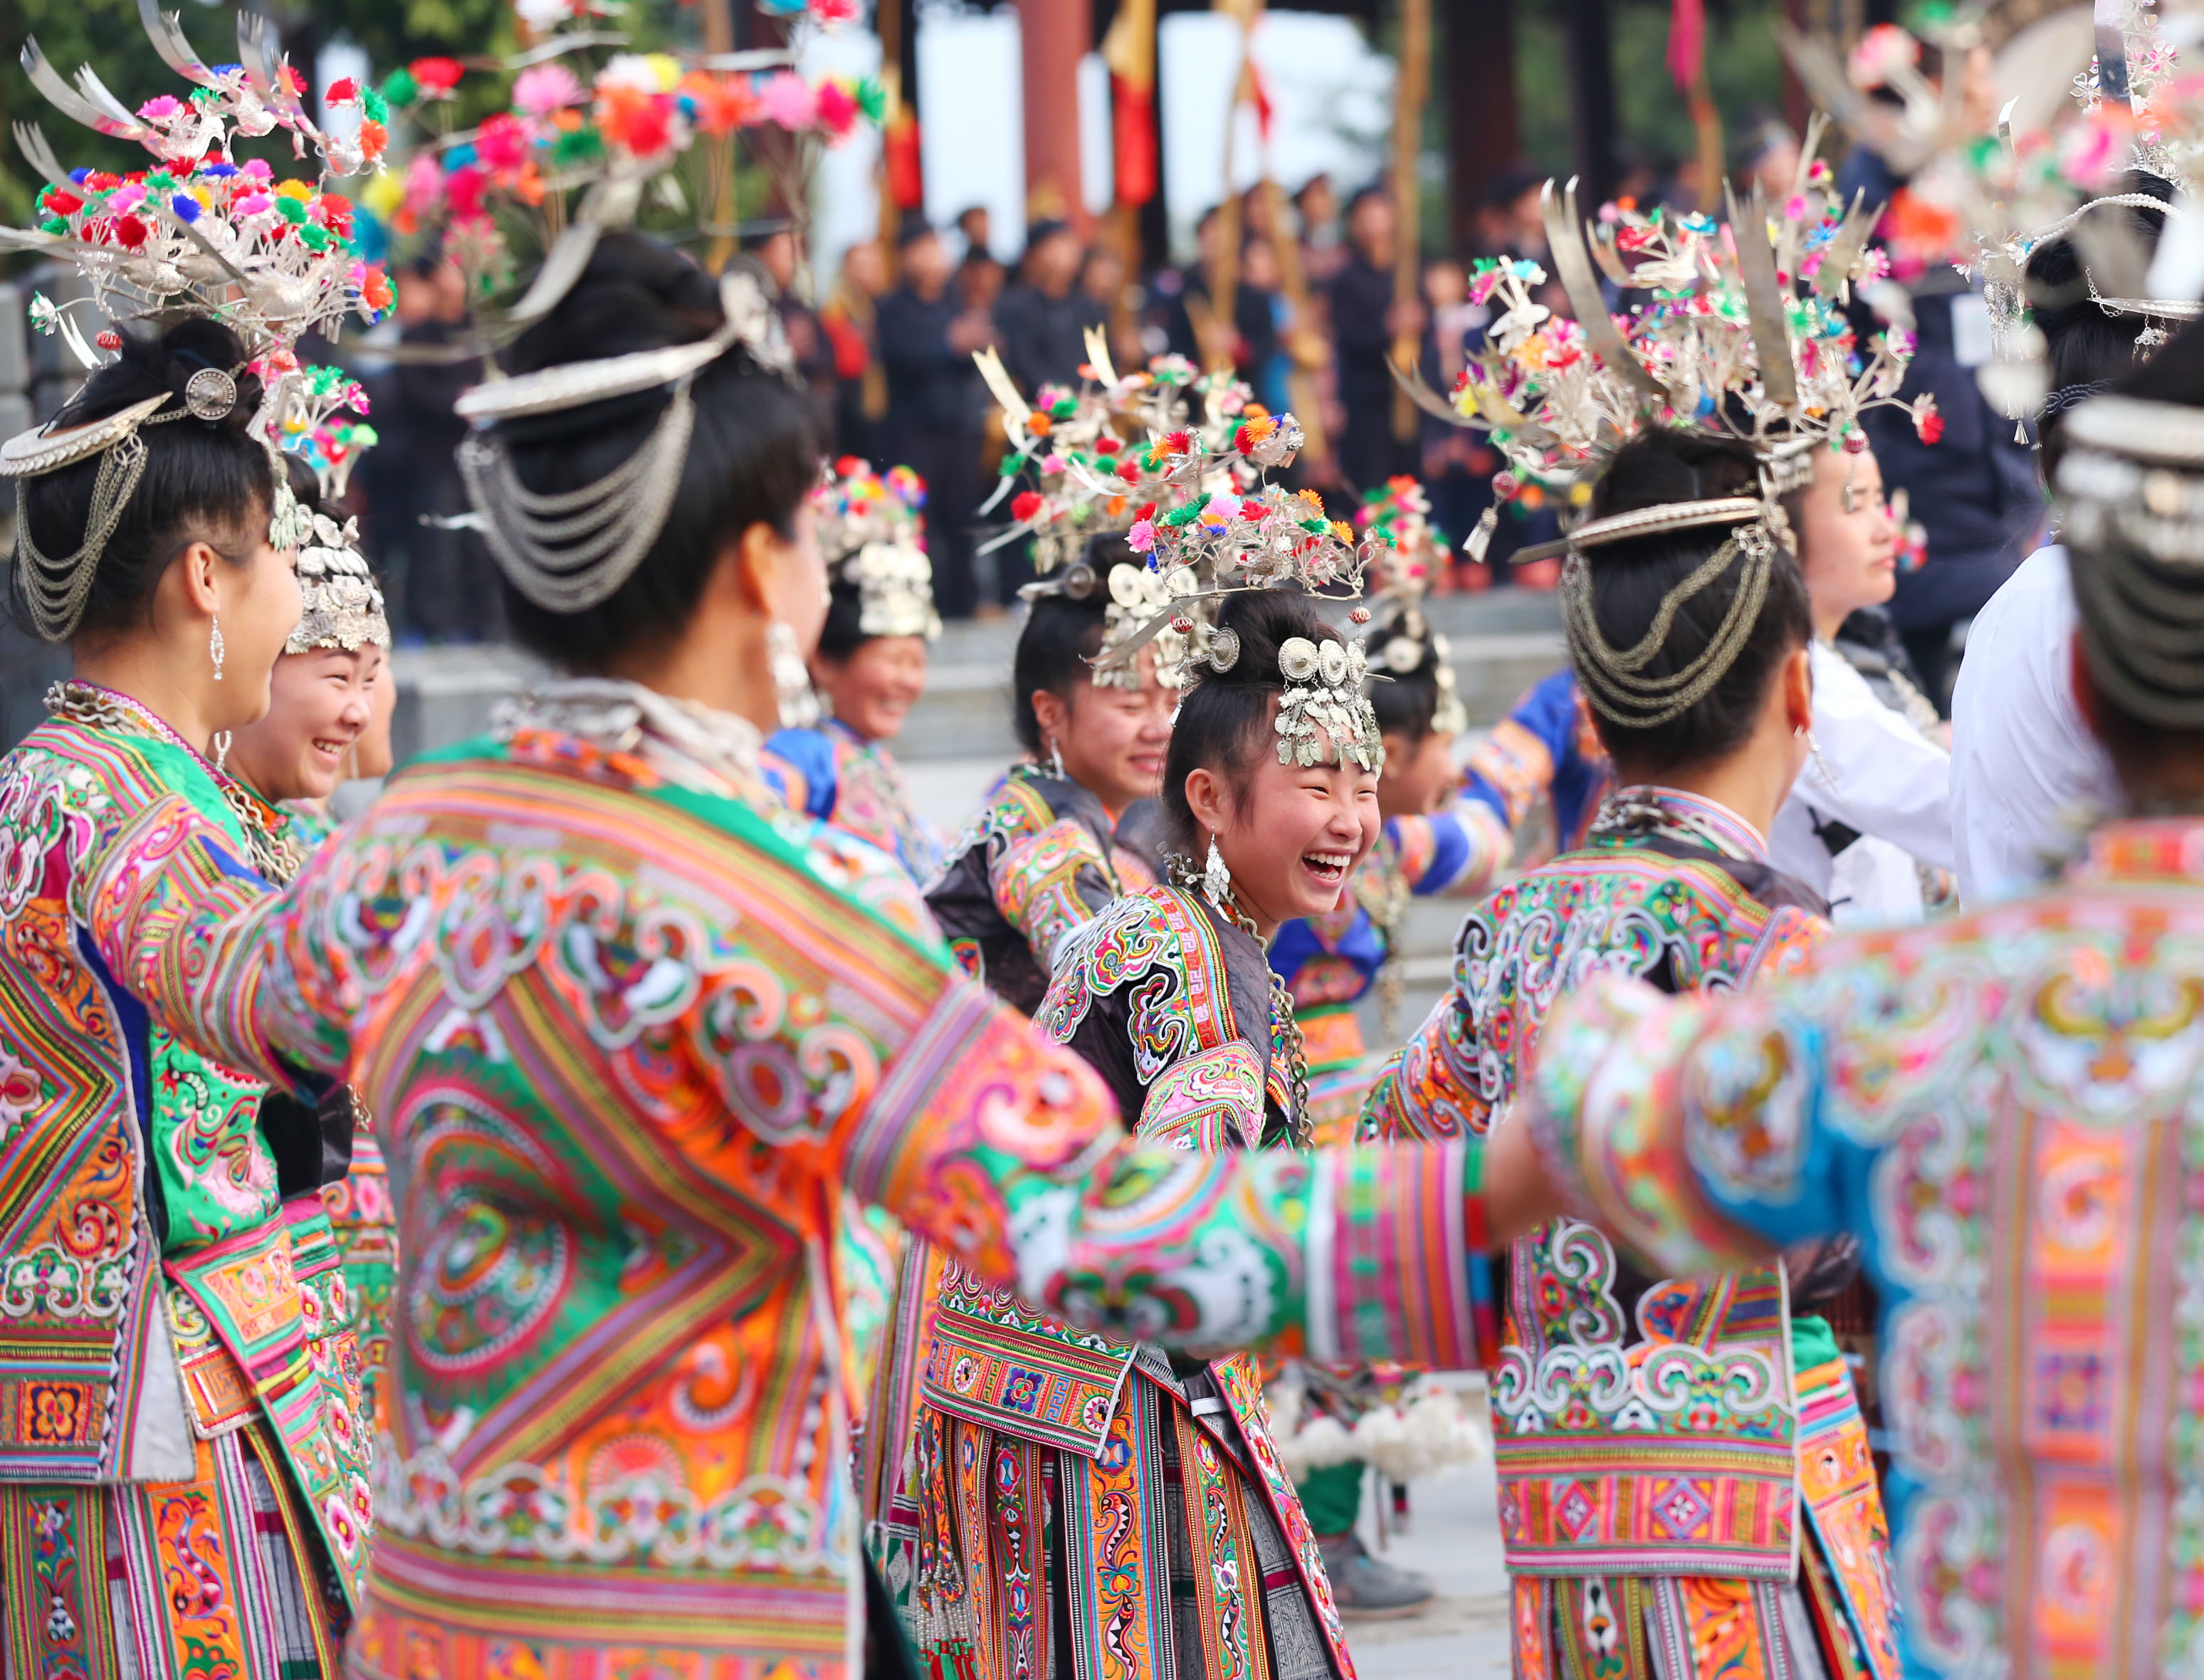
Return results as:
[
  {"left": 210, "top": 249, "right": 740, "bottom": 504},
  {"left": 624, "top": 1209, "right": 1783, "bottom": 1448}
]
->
[
  {"left": 75, "top": 234, "right": 1554, "bottom": 1680},
  {"left": 925, "top": 534, "right": 1175, "bottom": 1014},
  {"left": 1276, "top": 594, "right": 1512, "bottom": 1151},
  {"left": 908, "top": 591, "right": 1410, "bottom": 1680},
  {"left": 0, "top": 320, "right": 375, "bottom": 1677},
  {"left": 1268, "top": 592, "right": 1511, "bottom": 1620},
  {"left": 221, "top": 469, "right": 401, "bottom": 1437},
  {"left": 1362, "top": 429, "right": 1902, "bottom": 1680},
  {"left": 765, "top": 457, "right": 945, "bottom": 883},
  {"left": 1518, "top": 332, "right": 2204, "bottom": 1680}
]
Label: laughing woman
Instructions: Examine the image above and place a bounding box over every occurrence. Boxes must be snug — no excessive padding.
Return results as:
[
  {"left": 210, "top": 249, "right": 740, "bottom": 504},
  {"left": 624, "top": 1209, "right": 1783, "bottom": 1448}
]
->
[
  {"left": 925, "top": 533, "right": 1175, "bottom": 1012},
  {"left": 220, "top": 474, "right": 402, "bottom": 1432},
  {"left": 910, "top": 589, "right": 1392, "bottom": 1680},
  {"left": 0, "top": 320, "right": 374, "bottom": 1673},
  {"left": 765, "top": 458, "right": 945, "bottom": 881}
]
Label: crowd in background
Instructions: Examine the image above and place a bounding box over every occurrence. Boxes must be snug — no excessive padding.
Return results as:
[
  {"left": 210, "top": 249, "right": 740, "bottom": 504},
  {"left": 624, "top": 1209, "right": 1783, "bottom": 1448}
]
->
[{"left": 355, "top": 82, "right": 2047, "bottom": 715}]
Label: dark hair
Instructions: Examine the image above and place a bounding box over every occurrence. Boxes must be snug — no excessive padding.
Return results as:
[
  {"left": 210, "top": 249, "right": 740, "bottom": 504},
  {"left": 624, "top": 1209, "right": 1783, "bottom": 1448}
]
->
[
  {"left": 11, "top": 318, "right": 273, "bottom": 645},
  {"left": 490, "top": 233, "right": 821, "bottom": 670},
  {"left": 2064, "top": 317, "right": 2204, "bottom": 775},
  {"left": 1577, "top": 428, "right": 1812, "bottom": 773},
  {"left": 1012, "top": 532, "right": 1147, "bottom": 755},
  {"left": 1160, "top": 589, "right": 1345, "bottom": 856},
  {"left": 2027, "top": 170, "right": 2173, "bottom": 467},
  {"left": 1367, "top": 620, "right": 1444, "bottom": 745}
]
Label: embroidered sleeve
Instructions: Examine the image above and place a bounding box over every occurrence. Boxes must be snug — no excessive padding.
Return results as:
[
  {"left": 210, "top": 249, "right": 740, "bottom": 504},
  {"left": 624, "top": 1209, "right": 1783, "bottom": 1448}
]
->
[
  {"left": 990, "top": 818, "right": 1119, "bottom": 974},
  {"left": 1027, "top": 1141, "right": 1500, "bottom": 1372},
  {"left": 1521, "top": 973, "right": 1848, "bottom": 1278},
  {"left": 1391, "top": 797, "right": 1513, "bottom": 898},
  {"left": 1359, "top": 987, "right": 1486, "bottom": 1142},
  {"left": 80, "top": 793, "right": 358, "bottom": 1087},
  {"left": 1136, "top": 1040, "right": 1267, "bottom": 1150}
]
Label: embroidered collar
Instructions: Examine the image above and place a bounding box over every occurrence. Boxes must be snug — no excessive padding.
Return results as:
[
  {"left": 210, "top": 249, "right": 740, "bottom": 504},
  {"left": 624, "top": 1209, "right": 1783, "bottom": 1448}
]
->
[
  {"left": 44, "top": 680, "right": 298, "bottom": 881},
  {"left": 2079, "top": 817, "right": 2204, "bottom": 883},
  {"left": 497, "top": 677, "right": 767, "bottom": 799},
  {"left": 1586, "top": 784, "right": 1769, "bottom": 863}
]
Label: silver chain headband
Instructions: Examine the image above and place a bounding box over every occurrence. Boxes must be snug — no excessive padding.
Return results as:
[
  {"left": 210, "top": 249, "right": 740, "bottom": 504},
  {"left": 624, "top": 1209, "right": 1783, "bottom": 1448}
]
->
[{"left": 1560, "top": 501, "right": 1778, "bottom": 730}]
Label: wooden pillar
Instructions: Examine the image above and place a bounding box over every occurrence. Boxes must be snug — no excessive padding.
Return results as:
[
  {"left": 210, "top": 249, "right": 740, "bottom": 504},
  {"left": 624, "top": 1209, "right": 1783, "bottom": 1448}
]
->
[
  {"left": 1447, "top": 0, "right": 1518, "bottom": 251},
  {"left": 1014, "top": 0, "right": 1092, "bottom": 235},
  {"left": 1561, "top": 0, "right": 1619, "bottom": 206}
]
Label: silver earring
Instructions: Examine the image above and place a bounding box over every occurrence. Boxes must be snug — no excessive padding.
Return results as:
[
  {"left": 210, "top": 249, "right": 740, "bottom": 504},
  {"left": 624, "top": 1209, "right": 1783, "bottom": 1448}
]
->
[
  {"left": 212, "top": 730, "right": 231, "bottom": 773},
  {"left": 1203, "top": 835, "right": 1232, "bottom": 904},
  {"left": 1806, "top": 730, "right": 1840, "bottom": 792},
  {"left": 767, "top": 621, "right": 818, "bottom": 729},
  {"left": 209, "top": 615, "right": 225, "bottom": 682},
  {"left": 1047, "top": 738, "right": 1066, "bottom": 779}
]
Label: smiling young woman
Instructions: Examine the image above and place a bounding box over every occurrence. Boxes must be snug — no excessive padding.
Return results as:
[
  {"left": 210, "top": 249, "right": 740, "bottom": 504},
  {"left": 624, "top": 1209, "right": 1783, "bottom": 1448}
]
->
[
  {"left": 765, "top": 458, "right": 945, "bottom": 882},
  {"left": 925, "top": 532, "right": 1177, "bottom": 1013},
  {"left": 904, "top": 587, "right": 1408, "bottom": 1680},
  {"left": 0, "top": 317, "right": 371, "bottom": 1673}
]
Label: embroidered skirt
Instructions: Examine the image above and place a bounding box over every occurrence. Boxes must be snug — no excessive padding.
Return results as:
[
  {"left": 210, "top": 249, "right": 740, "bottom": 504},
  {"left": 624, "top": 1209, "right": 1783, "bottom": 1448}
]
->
[
  {"left": 0, "top": 1424, "right": 347, "bottom": 1680},
  {"left": 903, "top": 1368, "right": 1340, "bottom": 1680}
]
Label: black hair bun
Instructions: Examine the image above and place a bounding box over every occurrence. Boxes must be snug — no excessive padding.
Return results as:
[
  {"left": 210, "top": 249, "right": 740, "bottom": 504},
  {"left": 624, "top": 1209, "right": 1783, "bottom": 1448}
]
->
[
  {"left": 56, "top": 316, "right": 262, "bottom": 438},
  {"left": 1197, "top": 587, "right": 1342, "bottom": 689}
]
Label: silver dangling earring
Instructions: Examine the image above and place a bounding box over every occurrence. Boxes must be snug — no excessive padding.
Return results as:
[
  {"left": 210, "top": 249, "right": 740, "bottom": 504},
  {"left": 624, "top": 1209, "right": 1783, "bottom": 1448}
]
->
[
  {"left": 209, "top": 615, "right": 225, "bottom": 682},
  {"left": 1203, "top": 835, "right": 1232, "bottom": 905},
  {"left": 212, "top": 730, "right": 231, "bottom": 773},
  {"left": 1047, "top": 737, "right": 1066, "bottom": 779},
  {"left": 1806, "top": 730, "right": 1840, "bottom": 792},
  {"left": 767, "top": 621, "right": 818, "bottom": 729}
]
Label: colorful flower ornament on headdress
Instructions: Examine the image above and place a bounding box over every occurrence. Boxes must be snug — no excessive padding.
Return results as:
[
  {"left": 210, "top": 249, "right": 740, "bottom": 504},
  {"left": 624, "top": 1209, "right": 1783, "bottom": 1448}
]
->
[
  {"left": 816, "top": 457, "right": 940, "bottom": 640},
  {"left": 1360, "top": 485, "right": 1469, "bottom": 736},
  {"left": 1423, "top": 160, "right": 1916, "bottom": 525}
]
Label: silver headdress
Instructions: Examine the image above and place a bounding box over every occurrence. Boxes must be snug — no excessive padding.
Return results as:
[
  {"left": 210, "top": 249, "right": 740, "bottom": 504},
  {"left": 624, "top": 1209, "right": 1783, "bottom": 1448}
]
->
[
  {"left": 288, "top": 510, "right": 389, "bottom": 654},
  {"left": 817, "top": 461, "right": 940, "bottom": 641},
  {"left": 2, "top": 2, "right": 389, "bottom": 642},
  {"left": 2059, "top": 392, "right": 2204, "bottom": 727},
  {"left": 1557, "top": 496, "right": 1783, "bottom": 731},
  {"left": 1272, "top": 635, "right": 1383, "bottom": 772},
  {"left": 454, "top": 263, "right": 794, "bottom": 614}
]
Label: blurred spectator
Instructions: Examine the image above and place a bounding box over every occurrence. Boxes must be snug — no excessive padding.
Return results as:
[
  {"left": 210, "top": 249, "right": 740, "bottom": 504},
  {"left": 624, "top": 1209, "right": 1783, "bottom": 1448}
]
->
[
  {"left": 957, "top": 204, "right": 994, "bottom": 262},
  {"left": 1159, "top": 207, "right": 1279, "bottom": 379},
  {"left": 392, "top": 254, "right": 493, "bottom": 644},
  {"left": 1473, "top": 167, "right": 1548, "bottom": 262},
  {"left": 758, "top": 227, "right": 837, "bottom": 443},
  {"left": 1736, "top": 117, "right": 1802, "bottom": 200},
  {"left": 1418, "top": 256, "right": 1486, "bottom": 574},
  {"left": 1079, "top": 241, "right": 1145, "bottom": 374},
  {"left": 1296, "top": 174, "right": 1348, "bottom": 285},
  {"left": 1242, "top": 239, "right": 1296, "bottom": 414},
  {"left": 878, "top": 221, "right": 995, "bottom": 619},
  {"left": 994, "top": 219, "right": 1104, "bottom": 393},
  {"left": 821, "top": 238, "right": 891, "bottom": 463},
  {"left": 958, "top": 241, "right": 1007, "bottom": 319},
  {"left": 1840, "top": 36, "right": 2037, "bottom": 707},
  {"left": 1330, "top": 187, "right": 1422, "bottom": 492}
]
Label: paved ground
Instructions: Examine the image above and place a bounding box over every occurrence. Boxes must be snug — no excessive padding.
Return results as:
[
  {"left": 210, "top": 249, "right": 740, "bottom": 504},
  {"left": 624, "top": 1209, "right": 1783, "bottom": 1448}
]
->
[{"left": 1335, "top": 1391, "right": 1513, "bottom": 1680}]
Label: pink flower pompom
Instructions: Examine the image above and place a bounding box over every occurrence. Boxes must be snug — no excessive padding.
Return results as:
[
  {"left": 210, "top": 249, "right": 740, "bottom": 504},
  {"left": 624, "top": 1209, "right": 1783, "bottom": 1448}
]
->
[
  {"left": 241, "top": 158, "right": 274, "bottom": 180},
  {"left": 1128, "top": 518, "right": 1156, "bottom": 553},
  {"left": 109, "top": 182, "right": 147, "bottom": 214},
  {"left": 760, "top": 71, "right": 817, "bottom": 131},
  {"left": 137, "top": 95, "right": 183, "bottom": 121},
  {"left": 513, "top": 63, "right": 584, "bottom": 118},
  {"left": 403, "top": 154, "right": 446, "bottom": 219},
  {"left": 476, "top": 112, "right": 531, "bottom": 173},
  {"left": 233, "top": 191, "right": 273, "bottom": 216},
  {"left": 814, "top": 79, "right": 859, "bottom": 140},
  {"left": 444, "top": 164, "right": 487, "bottom": 221},
  {"left": 1041, "top": 453, "right": 1066, "bottom": 474}
]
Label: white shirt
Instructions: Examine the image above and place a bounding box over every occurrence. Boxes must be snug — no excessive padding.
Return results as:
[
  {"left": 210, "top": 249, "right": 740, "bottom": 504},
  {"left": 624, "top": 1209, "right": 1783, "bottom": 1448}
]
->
[
  {"left": 1770, "top": 640, "right": 1955, "bottom": 925},
  {"left": 1948, "top": 543, "right": 2120, "bottom": 905}
]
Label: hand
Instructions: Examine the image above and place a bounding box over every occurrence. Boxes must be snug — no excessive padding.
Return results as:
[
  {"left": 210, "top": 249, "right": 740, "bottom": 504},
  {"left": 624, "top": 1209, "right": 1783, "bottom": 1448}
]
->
[
  {"left": 1484, "top": 1110, "right": 1566, "bottom": 1246},
  {"left": 948, "top": 313, "right": 996, "bottom": 355}
]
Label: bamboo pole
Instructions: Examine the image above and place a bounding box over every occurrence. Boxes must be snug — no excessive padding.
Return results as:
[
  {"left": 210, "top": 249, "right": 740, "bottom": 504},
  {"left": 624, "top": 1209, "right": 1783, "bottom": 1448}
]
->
[
  {"left": 705, "top": 0, "right": 737, "bottom": 272},
  {"left": 1390, "top": 0, "right": 1431, "bottom": 442}
]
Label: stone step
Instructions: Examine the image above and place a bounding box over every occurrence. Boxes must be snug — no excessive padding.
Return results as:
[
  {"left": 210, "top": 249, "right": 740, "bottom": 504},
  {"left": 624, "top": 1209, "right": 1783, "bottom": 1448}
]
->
[{"left": 382, "top": 589, "right": 1566, "bottom": 770}]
